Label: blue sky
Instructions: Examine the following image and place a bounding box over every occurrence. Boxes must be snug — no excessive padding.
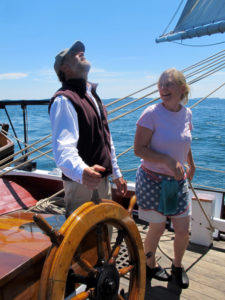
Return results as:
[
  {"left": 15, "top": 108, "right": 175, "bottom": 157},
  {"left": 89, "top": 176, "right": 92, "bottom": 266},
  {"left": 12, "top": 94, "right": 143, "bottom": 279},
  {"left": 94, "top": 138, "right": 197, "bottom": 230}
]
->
[{"left": 1, "top": 0, "right": 225, "bottom": 100}]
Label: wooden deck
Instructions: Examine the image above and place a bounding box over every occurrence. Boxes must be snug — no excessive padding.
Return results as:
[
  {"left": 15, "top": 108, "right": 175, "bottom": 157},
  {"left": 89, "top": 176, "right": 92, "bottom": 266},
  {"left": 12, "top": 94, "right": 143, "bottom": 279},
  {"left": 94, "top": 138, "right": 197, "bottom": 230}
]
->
[{"left": 117, "top": 223, "right": 225, "bottom": 300}]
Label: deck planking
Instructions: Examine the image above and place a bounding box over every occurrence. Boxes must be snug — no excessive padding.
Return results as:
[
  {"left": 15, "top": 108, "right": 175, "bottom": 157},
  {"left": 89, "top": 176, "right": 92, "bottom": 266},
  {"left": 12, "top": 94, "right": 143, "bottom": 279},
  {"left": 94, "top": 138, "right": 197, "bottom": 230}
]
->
[{"left": 117, "top": 223, "right": 225, "bottom": 300}]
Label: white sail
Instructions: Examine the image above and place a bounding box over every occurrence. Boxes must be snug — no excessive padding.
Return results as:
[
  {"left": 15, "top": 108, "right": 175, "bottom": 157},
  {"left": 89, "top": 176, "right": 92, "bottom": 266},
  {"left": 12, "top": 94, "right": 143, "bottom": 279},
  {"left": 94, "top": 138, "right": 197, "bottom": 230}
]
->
[{"left": 156, "top": 0, "right": 225, "bottom": 43}]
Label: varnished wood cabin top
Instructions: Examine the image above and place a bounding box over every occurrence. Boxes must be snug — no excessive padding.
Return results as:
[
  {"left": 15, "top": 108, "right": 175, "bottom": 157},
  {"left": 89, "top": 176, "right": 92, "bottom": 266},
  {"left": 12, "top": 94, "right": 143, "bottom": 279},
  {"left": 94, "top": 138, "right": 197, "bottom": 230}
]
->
[{"left": 0, "top": 211, "right": 65, "bottom": 288}]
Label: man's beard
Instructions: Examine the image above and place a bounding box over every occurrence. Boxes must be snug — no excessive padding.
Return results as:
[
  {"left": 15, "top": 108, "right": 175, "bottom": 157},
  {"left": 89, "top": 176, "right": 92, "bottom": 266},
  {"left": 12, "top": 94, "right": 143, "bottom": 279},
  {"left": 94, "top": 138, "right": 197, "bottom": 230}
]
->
[{"left": 79, "top": 60, "right": 91, "bottom": 73}]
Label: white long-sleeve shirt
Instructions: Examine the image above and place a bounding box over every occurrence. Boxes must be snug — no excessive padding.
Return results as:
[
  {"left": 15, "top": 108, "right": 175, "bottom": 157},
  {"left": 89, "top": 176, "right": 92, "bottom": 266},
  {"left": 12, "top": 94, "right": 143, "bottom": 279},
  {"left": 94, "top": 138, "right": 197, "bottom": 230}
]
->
[{"left": 49, "top": 91, "right": 122, "bottom": 184}]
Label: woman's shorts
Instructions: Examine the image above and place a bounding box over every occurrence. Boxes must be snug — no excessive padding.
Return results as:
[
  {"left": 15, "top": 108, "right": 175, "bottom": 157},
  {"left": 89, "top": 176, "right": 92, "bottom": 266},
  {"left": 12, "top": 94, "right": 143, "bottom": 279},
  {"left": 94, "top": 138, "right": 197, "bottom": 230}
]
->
[
  {"left": 136, "top": 166, "right": 191, "bottom": 223},
  {"left": 138, "top": 206, "right": 191, "bottom": 223}
]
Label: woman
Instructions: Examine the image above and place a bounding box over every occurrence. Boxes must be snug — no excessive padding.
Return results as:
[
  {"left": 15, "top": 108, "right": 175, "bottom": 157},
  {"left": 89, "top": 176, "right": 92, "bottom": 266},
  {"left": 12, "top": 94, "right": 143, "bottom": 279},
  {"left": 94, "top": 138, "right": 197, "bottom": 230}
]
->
[{"left": 134, "top": 68, "right": 195, "bottom": 289}]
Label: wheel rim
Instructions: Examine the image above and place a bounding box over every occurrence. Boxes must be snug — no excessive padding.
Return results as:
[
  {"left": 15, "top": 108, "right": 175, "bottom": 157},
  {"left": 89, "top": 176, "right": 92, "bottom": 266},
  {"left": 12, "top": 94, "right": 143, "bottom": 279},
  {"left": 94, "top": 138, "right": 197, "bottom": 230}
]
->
[{"left": 39, "top": 200, "right": 145, "bottom": 300}]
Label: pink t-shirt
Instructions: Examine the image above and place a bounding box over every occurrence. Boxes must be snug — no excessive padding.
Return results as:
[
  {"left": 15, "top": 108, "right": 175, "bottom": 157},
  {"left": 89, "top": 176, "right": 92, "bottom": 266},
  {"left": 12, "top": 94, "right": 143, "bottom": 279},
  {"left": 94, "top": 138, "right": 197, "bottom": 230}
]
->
[{"left": 136, "top": 102, "right": 192, "bottom": 176}]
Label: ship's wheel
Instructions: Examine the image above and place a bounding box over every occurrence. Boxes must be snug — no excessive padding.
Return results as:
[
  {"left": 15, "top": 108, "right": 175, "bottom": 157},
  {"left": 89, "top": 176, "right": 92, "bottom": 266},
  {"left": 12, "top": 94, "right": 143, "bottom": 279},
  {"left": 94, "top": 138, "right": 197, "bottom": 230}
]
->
[{"left": 35, "top": 199, "right": 145, "bottom": 300}]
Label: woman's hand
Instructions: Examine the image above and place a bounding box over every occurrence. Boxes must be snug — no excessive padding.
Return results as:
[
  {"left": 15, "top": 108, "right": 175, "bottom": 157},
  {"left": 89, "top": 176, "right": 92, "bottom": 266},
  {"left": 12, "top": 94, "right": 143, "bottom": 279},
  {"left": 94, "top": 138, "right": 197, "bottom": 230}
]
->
[
  {"left": 166, "top": 157, "right": 184, "bottom": 180},
  {"left": 186, "top": 164, "right": 195, "bottom": 181},
  {"left": 186, "top": 148, "right": 195, "bottom": 181}
]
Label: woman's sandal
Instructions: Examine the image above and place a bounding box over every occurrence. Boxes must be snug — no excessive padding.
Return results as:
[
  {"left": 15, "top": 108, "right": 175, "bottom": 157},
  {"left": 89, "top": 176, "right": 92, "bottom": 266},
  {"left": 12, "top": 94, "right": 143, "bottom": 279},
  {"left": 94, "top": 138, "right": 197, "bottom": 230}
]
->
[{"left": 146, "top": 264, "right": 171, "bottom": 281}]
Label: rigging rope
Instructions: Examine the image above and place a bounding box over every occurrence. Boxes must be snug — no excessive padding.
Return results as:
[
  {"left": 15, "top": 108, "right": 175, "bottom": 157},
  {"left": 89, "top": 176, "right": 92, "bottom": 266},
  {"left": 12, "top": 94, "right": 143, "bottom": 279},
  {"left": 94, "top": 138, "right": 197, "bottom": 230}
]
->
[
  {"left": 0, "top": 130, "right": 53, "bottom": 166},
  {"left": 181, "top": 49, "right": 225, "bottom": 73},
  {"left": 27, "top": 188, "right": 65, "bottom": 214},
  {"left": 0, "top": 149, "right": 52, "bottom": 177},
  {"left": 105, "top": 49, "right": 225, "bottom": 108},
  {"left": 0, "top": 140, "right": 51, "bottom": 170},
  {"left": 161, "top": 0, "right": 185, "bottom": 35},
  {"left": 190, "top": 82, "right": 225, "bottom": 109},
  {"left": 2, "top": 48, "right": 224, "bottom": 173},
  {"left": 107, "top": 51, "right": 225, "bottom": 118},
  {"left": 0, "top": 127, "right": 53, "bottom": 160},
  {"left": 1, "top": 48, "right": 225, "bottom": 197},
  {"left": 191, "top": 183, "right": 225, "bottom": 193},
  {"left": 194, "top": 165, "right": 225, "bottom": 174},
  {"left": 114, "top": 78, "right": 225, "bottom": 187},
  {"left": 0, "top": 48, "right": 224, "bottom": 223},
  {"left": 189, "top": 179, "right": 215, "bottom": 232},
  {"left": 108, "top": 64, "right": 225, "bottom": 124},
  {"left": 108, "top": 89, "right": 158, "bottom": 116},
  {"left": 108, "top": 97, "right": 159, "bottom": 123},
  {"left": 105, "top": 82, "right": 157, "bottom": 108},
  {"left": 116, "top": 145, "right": 134, "bottom": 159},
  {"left": 185, "top": 56, "right": 225, "bottom": 79},
  {"left": 188, "top": 62, "right": 225, "bottom": 85},
  {"left": 120, "top": 164, "right": 225, "bottom": 175},
  {"left": 172, "top": 40, "right": 225, "bottom": 47}
]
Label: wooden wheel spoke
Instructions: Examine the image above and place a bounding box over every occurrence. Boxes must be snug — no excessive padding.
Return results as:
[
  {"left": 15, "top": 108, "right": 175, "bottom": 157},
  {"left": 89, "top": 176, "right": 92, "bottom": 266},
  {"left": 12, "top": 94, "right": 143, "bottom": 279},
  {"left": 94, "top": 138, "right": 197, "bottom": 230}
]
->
[
  {"left": 127, "top": 195, "right": 137, "bottom": 216},
  {"left": 74, "top": 255, "right": 97, "bottom": 275},
  {"left": 108, "top": 229, "right": 124, "bottom": 264},
  {"left": 108, "top": 245, "right": 121, "bottom": 264},
  {"left": 119, "top": 264, "right": 134, "bottom": 276},
  {"left": 33, "top": 214, "right": 64, "bottom": 246},
  {"left": 96, "top": 224, "right": 105, "bottom": 264}
]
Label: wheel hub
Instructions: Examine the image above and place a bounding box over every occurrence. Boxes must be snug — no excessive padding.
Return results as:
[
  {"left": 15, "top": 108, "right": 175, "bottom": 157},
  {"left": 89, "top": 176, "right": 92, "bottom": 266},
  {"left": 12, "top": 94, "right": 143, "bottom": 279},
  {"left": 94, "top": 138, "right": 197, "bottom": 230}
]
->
[{"left": 96, "top": 263, "right": 120, "bottom": 300}]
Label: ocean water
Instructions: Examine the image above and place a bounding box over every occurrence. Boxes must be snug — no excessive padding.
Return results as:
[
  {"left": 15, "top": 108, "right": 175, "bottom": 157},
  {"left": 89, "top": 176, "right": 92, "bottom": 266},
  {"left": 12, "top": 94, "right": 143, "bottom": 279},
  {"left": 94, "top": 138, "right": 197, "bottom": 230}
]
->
[{"left": 1, "top": 98, "right": 225, "bottom": 190}]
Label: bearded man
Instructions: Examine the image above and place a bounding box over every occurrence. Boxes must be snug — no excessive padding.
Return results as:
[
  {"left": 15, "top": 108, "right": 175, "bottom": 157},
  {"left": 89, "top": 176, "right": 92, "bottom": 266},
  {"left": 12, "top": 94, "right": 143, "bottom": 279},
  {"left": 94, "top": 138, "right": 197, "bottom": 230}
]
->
[{"left": 49, "top": 41, "right": 127, "bottom": 218}]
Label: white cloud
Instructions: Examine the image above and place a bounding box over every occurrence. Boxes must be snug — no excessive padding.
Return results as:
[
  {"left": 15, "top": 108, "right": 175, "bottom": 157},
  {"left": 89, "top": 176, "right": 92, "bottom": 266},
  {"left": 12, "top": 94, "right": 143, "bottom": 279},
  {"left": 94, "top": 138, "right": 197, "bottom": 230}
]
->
[
  {"left": 90, "top": 67, "right": 154, "bottom": 80},
  {"left": 90, "top": 67, "right": 106, "bottom": 73},
  {"left": 0, "top": 73, "right": 28, "bottom": 80},
  {"left": 144, "top": 74, "right": 158, "bottom": 84},
  {"left": 36, "top": 69, "right": 55, "bottom": 77},
  {"left": 32, "top": 68, "right": 56, "bottom": 82}
]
